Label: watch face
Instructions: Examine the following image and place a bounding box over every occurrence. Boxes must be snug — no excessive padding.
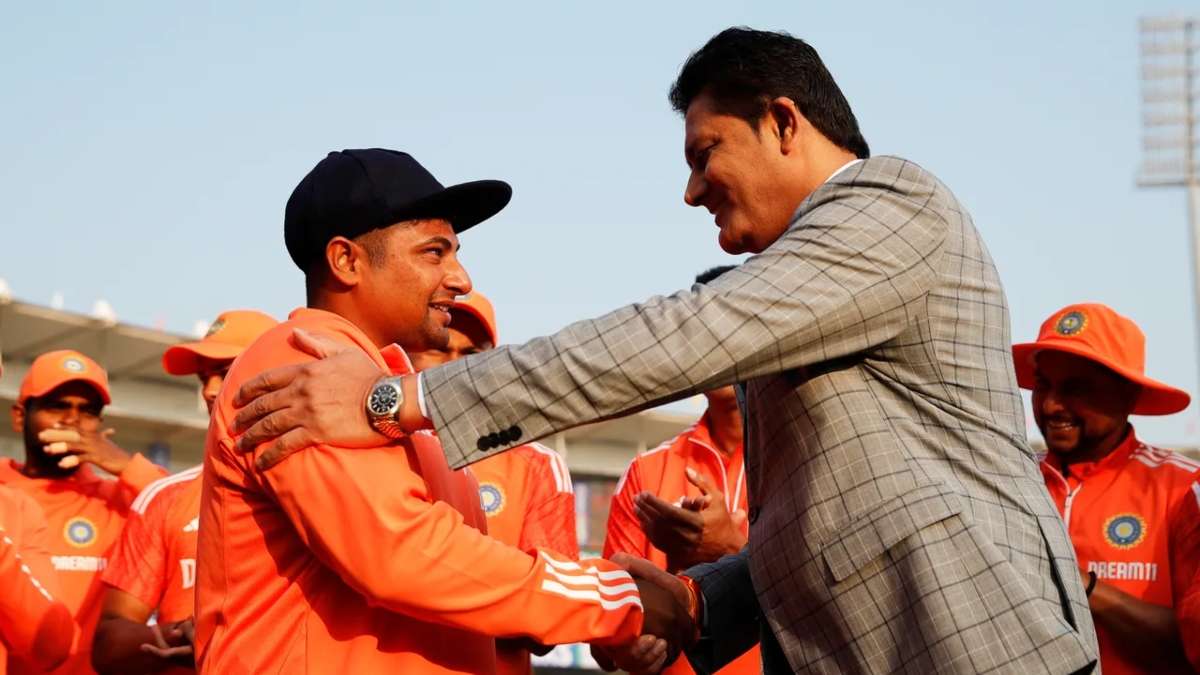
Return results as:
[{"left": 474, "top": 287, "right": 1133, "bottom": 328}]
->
[{"left": 368, "top": 383, "right": 400, "bottom": 415}]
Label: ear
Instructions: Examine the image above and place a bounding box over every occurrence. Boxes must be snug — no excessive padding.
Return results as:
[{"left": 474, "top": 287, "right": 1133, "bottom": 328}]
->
[
  {"left": 766, "top": 96, "right": 806, "bottom": 155},
  {"left": 11, "top": 402, "right": 25, "bottom": 434},
  {"left": 323, "top": 236, "right": 368, "bottom": 289}
]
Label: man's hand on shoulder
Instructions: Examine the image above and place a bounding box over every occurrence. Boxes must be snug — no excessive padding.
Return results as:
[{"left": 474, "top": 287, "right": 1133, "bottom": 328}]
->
[{"left": 232, "top": 328, "right": 408, "bottom": 470}]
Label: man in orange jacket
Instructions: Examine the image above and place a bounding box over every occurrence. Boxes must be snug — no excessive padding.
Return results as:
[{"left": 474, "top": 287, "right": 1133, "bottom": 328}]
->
[
  {"left": 1, "top": 350, "right": 167, "bottom": 674},
  {"left": 1014, "top": 303, "right": 1200, "bottom": 674},
  {"left": 93, "top": 310, "right": 277, "bottom": 674},
  {"left": 601, "top": 266, "right": 759, "bottom": 675},
  {"left": 196, "top": 149, "right": 670, "bottom": 674},
  {"left": 410, "top": 290, "right": 578, "bottom": 675}
]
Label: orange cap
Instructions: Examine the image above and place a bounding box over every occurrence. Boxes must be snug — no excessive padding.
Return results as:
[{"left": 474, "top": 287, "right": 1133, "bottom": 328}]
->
[
  {"left": 163, "top": 310, "right": 278, "bottom": 376},
  {"left": 450, "top": 292, "right": 498, "bottom": 346},
  {"left": 19, "top": 350, "right": 111, "bottom": 405},
  {"left": 1012, "top": 303, "right": 1190, "bottom": 416}
]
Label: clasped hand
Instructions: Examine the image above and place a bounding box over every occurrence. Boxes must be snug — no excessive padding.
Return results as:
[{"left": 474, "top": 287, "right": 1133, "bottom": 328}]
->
[{"left": 591, "top": 553, "right": 698, "bottom": 674}]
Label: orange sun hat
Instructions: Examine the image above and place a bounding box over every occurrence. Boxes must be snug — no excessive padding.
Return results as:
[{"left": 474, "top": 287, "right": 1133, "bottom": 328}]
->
[
  {"left": 19, "top": 349, "right": 111, "bottom": 405},
  {"left": 163, "top": 310, "right": 278, "bottom": 376},
  {"left": 1012, "top": 303, "right": 1190, "bottom": 416},
  {"left": 450, "top": 292, "right": 498, "bottom": 346}
]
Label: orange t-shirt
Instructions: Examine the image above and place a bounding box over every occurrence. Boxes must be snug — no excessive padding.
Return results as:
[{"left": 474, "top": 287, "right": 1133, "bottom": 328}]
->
[
  {"left": 103, "top": 465, "right": 201, "bottom": 624},
  {"left": 0, "top": 454, "right": 165, "bottom": 675},
  {"left": 604, "top": 412, "right": 759, "bottom": 675},
  {"left": 1041, "top": 429, "right": 1200, "bottom": 675},
  {"left": 472, "top": 443, "right": 579, "bottom": 675},
  {"left": 0, "top": 485, "right": 73, "bottom": 675},
  {"left": 195, "top": 308, "right": 643, "bottom": 675}
]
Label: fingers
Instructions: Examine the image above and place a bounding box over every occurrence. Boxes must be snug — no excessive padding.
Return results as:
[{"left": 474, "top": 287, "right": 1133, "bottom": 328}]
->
[
  {"left": 57, "top": 455, "right": 81, "bottom": 469},
  {"left": 599, "top": 634, "right": 667, "bottom": 674},
  {"left": 232, "top": 388, "right": 294, "bottom": 436},
  {"left": 232, "top": 364, "right": 304, "bottom": 408},
  {"left": 38, "top": 429, "right": 82, "bottom": 444},
  {"left": 684, "top": 467, "right": 719, "bottom": 497},
  {"left": 234, "top": 409, "right": 299, "bottom": 454},
  {"left": 635, "top": 493, "right": 702, "bottom": 531},
  {"left": 290, "top": 328, "right": 351, "bottom": 358},
  {"left": 611, "top": 553, "right": 677, "bottom": 586},
  {"left": 148, "top": 622, "right": 169, "bottom": 649},
  {"left": 255, "top": 428, "right": 315, "bottom": 471},
  {"left": 140, "top": 643, "right": 194, "bottom": 658},
  {"left": 625, "top": 635, "right": 668, "bottom": 674}
]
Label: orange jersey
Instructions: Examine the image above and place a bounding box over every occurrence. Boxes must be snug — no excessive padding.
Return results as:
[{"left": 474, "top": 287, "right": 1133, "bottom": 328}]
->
[
  {"left": 473, "top": 443, "right": 578, "bottom": 558},
  {"left": 0, "top": 454, "right": 165, "bottom": 675},
  {"left": 0, "top": 485, "right": 73, "bottom": 675},
  {"left": 195, "top": 308, "right": 643, "bottom": 675},
  {"left": 102, "top": 465, "right": 201, "bottom": 624},
  {"left": 604, "top": 412, "right": 759, "bottom": 675},
  {"left": 472, "top": 443, "right": 579, "bottom": 675},
  {"left": 1040, "top": 429, "right": 1200, "bottom": 675}
]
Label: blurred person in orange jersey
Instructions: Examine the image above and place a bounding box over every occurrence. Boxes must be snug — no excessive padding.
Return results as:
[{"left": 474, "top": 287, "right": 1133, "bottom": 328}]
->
[
  {"left": 194, "top": 149, "right": 667, "bottom": 674},
  {"left": 92, "top": 310, "right": 277, "bottom": 674},
  {"left": 410, "top": 291, "right": 578, "bottom": 675},
  {"left": 0, "top": 484, "right": 74, "bottom": 674},
  {"left": 1015, "top": 303, "right": 1200, "bottom": 674},
  {"left": 0, "top": 356, "right": 74, "bottom": 674},
  {"left": 1, "top": 350, "right": 167, "bottom": 674},
  {"left": 598, "top": 267, "right": 759, "bottom": 675}
]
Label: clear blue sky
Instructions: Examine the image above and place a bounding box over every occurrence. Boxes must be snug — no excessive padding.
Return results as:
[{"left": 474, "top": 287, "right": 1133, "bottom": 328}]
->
[{"left": 3, "top": 1, "right": 1198, "bottom": 444}]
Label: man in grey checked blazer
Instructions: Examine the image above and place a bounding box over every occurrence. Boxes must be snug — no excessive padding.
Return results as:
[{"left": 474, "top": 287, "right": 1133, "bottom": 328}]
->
[{"left": 234, "top": 27, "right": 1098, "bottom": 675}]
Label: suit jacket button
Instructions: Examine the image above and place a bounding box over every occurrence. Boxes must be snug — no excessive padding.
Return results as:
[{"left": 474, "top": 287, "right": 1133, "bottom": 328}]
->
[
  {"left": 507, "top": 426, "right": 522, "bottom": 443},
  {"left": 476, "top": 437, "right": 489, "bottom": 451}
]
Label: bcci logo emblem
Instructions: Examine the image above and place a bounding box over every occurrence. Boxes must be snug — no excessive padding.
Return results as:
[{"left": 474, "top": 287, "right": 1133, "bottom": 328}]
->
[
  {"left": 205, "top": 318, "right": 226, "bottom": 338},
  {"left": 1104, "top": 514, "right": 1146, "bottom": 549},
  {"left": 1055, "top": 311, "right": 1088, "bottom": 337},
  {"left": 64, "top": 516, "right": 97, "bottom": 548},
  {"left": 61, "top": 357, "right": 86, "bottom": 373},
  {"left": 479, "top": 483, "right": 506, "bottom": 516}
]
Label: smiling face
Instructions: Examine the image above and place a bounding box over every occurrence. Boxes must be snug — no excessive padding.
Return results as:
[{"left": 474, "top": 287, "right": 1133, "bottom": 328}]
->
[
  {"left": 682, "top": 92, "right": 802, "bottom": 255},
  {"left": 1032, "top": 350, "right": 1140, "bottom": 464},
  {"left": 357, "top": 219, "right": 472, "bottom": 352}
]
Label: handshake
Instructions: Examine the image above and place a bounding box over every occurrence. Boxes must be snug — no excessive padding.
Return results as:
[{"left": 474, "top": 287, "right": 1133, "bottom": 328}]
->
[{"left": 591, "top": 553, "right": 701, "bottom": 674}]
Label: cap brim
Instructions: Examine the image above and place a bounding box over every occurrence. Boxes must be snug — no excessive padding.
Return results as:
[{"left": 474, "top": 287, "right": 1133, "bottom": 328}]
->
[
  {"left": 1012, "top": 341, "right": 1191, "bottom": 416},
  {"left": 398, "top": 180, "right": 512, "bottom": 234},
  {"left": 163, "top": 342, "right": 243, "bottom": 376},
  {"left": 23, "top": 377, "right": 111, "bottom": 406}
]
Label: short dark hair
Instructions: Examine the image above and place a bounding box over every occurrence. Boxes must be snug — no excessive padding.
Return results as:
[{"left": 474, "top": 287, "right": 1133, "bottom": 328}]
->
[
  {"left": 669, "top": 27, "right": 869, "bottom": 159},
  {"left": 695, "top": 265, "right": 737, "bottom": 285}
]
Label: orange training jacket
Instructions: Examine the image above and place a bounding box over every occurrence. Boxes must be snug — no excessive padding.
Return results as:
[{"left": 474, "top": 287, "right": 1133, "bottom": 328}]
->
[{"left": 195, "top": 308, "right": 643, "bottom": 674}]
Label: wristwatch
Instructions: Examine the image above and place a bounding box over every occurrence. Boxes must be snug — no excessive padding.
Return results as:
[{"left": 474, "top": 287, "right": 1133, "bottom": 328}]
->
[{"left": 365, "top": 376, "right": 406, "bottom": 439}]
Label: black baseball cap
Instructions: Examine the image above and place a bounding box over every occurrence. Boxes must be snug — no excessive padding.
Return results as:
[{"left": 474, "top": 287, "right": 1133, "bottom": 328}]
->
[{"left": 284, "top": 148, "right": 512, "bottom": 271}]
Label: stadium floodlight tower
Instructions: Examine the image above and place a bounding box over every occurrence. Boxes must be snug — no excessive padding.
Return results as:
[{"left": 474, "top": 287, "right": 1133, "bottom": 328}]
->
[{"left": 1138, "top": 16, "right": 1199, "bottom": 391}]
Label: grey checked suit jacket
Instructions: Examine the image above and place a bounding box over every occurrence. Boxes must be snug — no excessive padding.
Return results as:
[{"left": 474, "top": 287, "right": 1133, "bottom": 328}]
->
[{"left": 422, "top": 156, "right": 1099, "bottom": 674}]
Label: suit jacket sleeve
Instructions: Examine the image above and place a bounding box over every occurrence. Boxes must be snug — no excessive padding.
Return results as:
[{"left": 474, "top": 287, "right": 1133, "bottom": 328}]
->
[
  {"left": 423, "top": 158, "right": 949, "bottom": 468},
  {"left": 682, "top": 547, "right": 761, "bottom": 674}
]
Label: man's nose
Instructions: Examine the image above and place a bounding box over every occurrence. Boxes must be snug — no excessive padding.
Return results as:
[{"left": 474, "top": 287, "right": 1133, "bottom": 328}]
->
[
  {"left": 684, "top": 171, "right": 706, "bottom": 207},
  {"left": 444, "top": 257, "right": 472, "bottom": 297}
]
